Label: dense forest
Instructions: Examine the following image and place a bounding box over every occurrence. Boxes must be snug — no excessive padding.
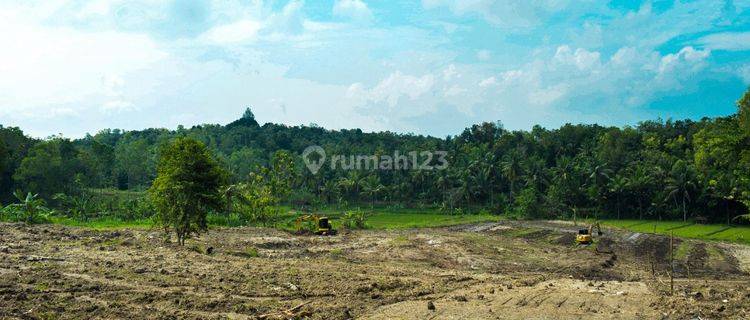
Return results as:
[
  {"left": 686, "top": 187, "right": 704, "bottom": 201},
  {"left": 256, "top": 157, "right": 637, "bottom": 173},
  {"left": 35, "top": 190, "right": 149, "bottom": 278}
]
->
[{"left": 2, "top": 90, "right": 750, "bottom": 224}]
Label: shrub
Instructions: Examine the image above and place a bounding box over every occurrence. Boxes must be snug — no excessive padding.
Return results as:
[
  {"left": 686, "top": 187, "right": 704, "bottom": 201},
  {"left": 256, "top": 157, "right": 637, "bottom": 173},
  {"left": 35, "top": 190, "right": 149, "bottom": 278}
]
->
[
  {"left": 341, "top": 209, "right": 368, "bottom": 229},
  {"left": 1, "top": 191, "right": 52, "bottom": 224}
]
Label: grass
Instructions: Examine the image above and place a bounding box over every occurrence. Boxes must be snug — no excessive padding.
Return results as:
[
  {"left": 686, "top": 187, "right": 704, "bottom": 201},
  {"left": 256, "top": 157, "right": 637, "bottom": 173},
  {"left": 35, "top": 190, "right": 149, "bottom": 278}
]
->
[
  {"left": 674, "top": 241, "right": 692, "bottom": 260},
  {"left": 595, "top": 219, "right": 750, "bottom": 245},
  {"left": 48, "top": 216, "right": 154, "bottom": 230},
  {"left": 29, "top": 206, "right": 501, "bottom": 231},
  {"left": 342, "top": 207, "right": 500, "bottom": 229},
  {"left": 16, "top": 205, "right": 750, "bottom": 246}
]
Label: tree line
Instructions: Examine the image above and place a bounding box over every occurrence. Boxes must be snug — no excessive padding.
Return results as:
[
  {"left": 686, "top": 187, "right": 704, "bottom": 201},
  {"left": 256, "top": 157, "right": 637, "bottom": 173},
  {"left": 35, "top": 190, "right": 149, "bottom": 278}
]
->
[{"left": 2, "top": 90, "right": 750, "bottom": 224}]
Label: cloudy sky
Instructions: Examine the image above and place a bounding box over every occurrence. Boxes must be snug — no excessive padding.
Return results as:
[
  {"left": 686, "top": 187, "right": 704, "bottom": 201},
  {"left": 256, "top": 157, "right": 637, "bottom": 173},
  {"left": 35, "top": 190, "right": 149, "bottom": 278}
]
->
[{"left": 1, "top": 0, "right": 750, "bottom": 138}]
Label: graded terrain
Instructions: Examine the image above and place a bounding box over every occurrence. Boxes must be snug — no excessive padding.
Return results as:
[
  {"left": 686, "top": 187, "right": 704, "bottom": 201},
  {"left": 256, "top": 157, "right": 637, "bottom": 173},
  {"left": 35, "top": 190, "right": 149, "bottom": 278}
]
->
[{"left": 1, "top": 221, "right": 749, "bottom": 319}]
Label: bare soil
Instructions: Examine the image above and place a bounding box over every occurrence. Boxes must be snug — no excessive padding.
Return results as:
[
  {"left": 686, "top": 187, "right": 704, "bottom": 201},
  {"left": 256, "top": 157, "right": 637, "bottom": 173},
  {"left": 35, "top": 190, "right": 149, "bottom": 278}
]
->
[{"left": 1, "top": 221, "right": 748, "bottom": 319}]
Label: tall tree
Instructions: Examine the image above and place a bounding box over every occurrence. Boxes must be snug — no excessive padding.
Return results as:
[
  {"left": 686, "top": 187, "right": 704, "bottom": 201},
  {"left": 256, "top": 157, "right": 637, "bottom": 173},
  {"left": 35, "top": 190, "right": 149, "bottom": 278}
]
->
[
  {"left": 150, "top": 138, "right": 227, "bottom": 245},
  {"left": 501, "top": 149, "right": 524, "bottom": 203}
]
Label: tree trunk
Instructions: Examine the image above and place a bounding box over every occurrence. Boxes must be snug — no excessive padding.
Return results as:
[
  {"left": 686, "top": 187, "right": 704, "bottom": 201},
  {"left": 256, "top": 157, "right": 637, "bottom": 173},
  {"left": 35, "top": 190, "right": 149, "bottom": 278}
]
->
[
  {"left": 616, "top": 195, "right": 621, "bottom": 220},
  {"left": 682, "top": 195, "right": 687, "bottom": 222},
  {"left": 726, "top": 200, "right": 730, "bottom": 225},
  {"left": 638, "top": 198, "right": 643, "bottom": 220}
]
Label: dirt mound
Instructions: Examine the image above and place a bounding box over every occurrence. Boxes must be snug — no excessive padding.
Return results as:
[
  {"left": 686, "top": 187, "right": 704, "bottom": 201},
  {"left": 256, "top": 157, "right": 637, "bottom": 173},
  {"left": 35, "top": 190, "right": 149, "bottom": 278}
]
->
[
  {"left": 625, "top": 233, "right": 678, "bottom": 266},
  {"left": 688, "top": 243, "right": 708, "bottom": 271},
  {"left": 554, "top": 233, "right": 576, "bottom": 246}
]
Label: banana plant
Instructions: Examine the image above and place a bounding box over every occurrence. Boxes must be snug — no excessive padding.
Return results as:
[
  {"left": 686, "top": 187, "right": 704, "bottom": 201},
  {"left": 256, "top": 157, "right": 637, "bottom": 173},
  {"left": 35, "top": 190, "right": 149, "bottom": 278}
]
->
[{"left": 1, "top": 191, "right": 51, "bottom": 224}]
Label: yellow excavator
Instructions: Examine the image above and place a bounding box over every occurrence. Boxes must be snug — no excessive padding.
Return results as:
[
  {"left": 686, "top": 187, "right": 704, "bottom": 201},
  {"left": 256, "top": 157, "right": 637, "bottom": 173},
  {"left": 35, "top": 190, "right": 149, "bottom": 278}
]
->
[
  {"left": 295, "top": 214, "right": 336, "bottom": 236},
  {"left": 575, "top": 222, "right": 603, "bottom": 245}
]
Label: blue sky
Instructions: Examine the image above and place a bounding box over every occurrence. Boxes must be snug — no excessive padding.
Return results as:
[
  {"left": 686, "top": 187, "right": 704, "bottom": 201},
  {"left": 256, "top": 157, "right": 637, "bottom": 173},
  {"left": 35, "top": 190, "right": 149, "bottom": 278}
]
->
[{"left": 1, "top": 0, "right": 749, "bottom": 138}]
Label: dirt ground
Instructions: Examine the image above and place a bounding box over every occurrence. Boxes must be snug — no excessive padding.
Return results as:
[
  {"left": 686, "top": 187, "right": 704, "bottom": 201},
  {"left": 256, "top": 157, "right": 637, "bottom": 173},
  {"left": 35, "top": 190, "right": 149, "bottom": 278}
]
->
[{"left": 1, "top": 221, "right": 749, "bottom": 319}]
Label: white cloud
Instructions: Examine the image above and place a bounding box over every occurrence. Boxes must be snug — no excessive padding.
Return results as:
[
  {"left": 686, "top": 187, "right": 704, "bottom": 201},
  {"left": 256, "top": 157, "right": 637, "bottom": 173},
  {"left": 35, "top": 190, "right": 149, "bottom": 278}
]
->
[
  {"left": 442, "top": 64, "right": 459, "bottom": 81},
  {"left": 0, "top": 11, "right": 167, "bottom": 119},
  {"left": 347, "top": 44, "right": 715, "bottom": 133},
  {"left": 351, "top": 71, "right": 435, "bottom": 108},
  {"left": 659, "top": 46, "right": 709, "bottom": 74},
  {"left": 202, "top": 19, "right": 262, "bottom": 44},
  {"left": 421, "top": 0, "right": 590, "bottom": 28},
  {"left": 738, "top": 64, "right": 750, "bottom": 85},
  {"left": 101, "top": 100, "right": 135, "bottom": 113},
  {"left": 553, "top": 45, "right": 601, "bottom": 71},
  {"left": 696, "top": 32, "right": 750, "bottom": 51},
  {"left": 333, "top": 0, "right": 373, "bottom": 22},
  {"left": 479, "top": 76, "right": 496, "bottom": 87}
]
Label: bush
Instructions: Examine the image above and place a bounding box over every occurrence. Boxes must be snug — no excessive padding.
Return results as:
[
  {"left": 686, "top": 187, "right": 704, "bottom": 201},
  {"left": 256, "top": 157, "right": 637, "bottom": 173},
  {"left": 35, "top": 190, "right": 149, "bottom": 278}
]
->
[
  {"left": 509, "top": 186, "right": 545, "bottom": 219},
  {"left": 341, "top": 209, "right": 368, "bottom": 229},
  {"left": 225, "top": 174, "right": 279, "bottom": 227},
  {"left": 53, "top": 192, "right": 95, "bottom": 221},
  {"left": 120, "top": 197, "right": 155, "bottom": 220}
]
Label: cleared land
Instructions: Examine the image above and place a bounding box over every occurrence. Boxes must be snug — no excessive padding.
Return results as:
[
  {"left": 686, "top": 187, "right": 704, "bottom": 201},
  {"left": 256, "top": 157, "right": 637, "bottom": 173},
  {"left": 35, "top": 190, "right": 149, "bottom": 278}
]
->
[{"left": 1, "top": 220, "right": 749, "bottom": 319}]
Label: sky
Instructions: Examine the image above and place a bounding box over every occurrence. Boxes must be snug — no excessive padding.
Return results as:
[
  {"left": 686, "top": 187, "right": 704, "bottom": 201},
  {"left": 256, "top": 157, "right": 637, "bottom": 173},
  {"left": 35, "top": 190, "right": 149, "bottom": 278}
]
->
[{"left": 1, "top": 0, "right": 750, "bottom": 138}]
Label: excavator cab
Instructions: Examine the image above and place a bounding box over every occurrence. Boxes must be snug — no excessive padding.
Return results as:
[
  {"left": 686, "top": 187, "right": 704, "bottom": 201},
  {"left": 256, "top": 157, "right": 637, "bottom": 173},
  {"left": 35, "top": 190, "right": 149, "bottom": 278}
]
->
[
  {"left": 576, "top": 229, "right": 592, "bottom": 245},
  {"left": 295, "top": 214, "right": 337, "bottom": 236},
  {"left": 575, "top": 223, "right": 602, "bottom": 245},
  {"left": 316, "top": 217, "right": 334, "bottom": 235}
]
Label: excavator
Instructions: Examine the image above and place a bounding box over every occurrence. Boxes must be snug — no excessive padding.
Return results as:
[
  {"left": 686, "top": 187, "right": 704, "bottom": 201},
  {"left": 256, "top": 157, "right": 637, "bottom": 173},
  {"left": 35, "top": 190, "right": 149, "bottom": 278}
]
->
[
  {"left": 294, "top": 214, "right": 337, "bottom": 236},
  {"left": 575, "top": 222, "right": 603, "bottom": 245}
]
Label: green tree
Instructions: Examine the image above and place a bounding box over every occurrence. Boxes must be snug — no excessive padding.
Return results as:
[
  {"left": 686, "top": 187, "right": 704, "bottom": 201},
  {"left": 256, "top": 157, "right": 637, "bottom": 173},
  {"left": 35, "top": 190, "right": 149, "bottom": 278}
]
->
[
  {"left": 115, "top": 138, "right": 154, "bottom": 189},
  {"left": 225, "top": 173, "right": 278, "bottom": 226},
  {"left": 665, "top": 160, "right": 697, "bottom": 221},
  {"left": 608, "top": 175, "right": 629, "bottom": 220},
  {"left": 227, "top": 147, "right": 265, "bottom": 182},
  {"left": 501, "top": 149, "right": 524, "bottom": 203},
  {"left": 738, "top": 87, "right": 750, "bottom": 135},
  {"left": 361, "top": 175, "right": 385, "bottom": 207},
  {"left": 0, "top": 126, "right": 32, "bottom": 202},
  {"left": 268, "top": 150, "right": 296, "bottom": 201},
  {"left": 627, "top": 165, "right": 655, "bottom": 220},
  {"left": 13, "top": 138, "right": 83, "bottom": 198},
  {"left": 150, "top": 138, "right": 226, "bottom": 245}
]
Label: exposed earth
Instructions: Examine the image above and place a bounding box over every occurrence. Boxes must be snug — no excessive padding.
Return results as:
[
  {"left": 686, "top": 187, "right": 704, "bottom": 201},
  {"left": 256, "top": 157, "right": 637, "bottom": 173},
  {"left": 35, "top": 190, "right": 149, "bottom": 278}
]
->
[{"left": 1, "top": 220, "right": 749, "bottom": 319}]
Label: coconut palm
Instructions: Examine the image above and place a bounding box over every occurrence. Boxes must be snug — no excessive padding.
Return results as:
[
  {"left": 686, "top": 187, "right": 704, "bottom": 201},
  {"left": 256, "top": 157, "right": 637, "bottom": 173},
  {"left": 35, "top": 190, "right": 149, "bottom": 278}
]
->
[
  {"left": 665, "top": 160, "right": 697, "bottom": 221},
  {"left": 608, "top": 175, "right": 629, "bottom": 220},
  {"left": 501, "top": 150, "right": 524, "bottom": 203}
]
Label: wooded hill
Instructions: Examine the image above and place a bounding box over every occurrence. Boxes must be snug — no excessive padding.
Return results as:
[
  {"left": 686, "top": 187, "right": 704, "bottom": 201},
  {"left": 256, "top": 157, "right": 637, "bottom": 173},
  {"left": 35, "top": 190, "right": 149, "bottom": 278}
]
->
[{"left": 2, "top": 91, "right": 750, "bottom": 223}]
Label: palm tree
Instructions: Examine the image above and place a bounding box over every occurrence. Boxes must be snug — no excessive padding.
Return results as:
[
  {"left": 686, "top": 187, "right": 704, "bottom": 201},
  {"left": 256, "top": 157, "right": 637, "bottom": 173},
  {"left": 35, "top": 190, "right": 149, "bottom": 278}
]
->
[
  {"left": 320, "top": 180, "right": 338, "bottom": 204},
  {"left": 347, "top": 171, "right": 363, "bottom": 200},
  {"left": 628, "top": 165, "right": 654, "bottom": 220},
  {"left": 665, "top": 160, "right": 696, "bottom": 221},
  {"left": 588, "top": 163, "right": 612, "bottom": 190},
  {"left": 587, "top": 163, "right": 613, "bottom": 210},
  {"left": 436, "top": 174, "right": 452, "bottom": 208},
  {"left": 501, "top": 150, "right": 524, "bottom": 203},
  {"left": 523, "top": 157, "right": 548, "bottom": 191},
  {"left": 456, "top": 169, "right": 475, "bottom": 208},
  {"left": 336, "top": 178, "right": 354, "bottom": 203},
  {"left": 608, "top": 175, "right": 629, "bottom": 220},
  {"left": 361, "top": 175, "right": 384, "bottom": 207}
]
